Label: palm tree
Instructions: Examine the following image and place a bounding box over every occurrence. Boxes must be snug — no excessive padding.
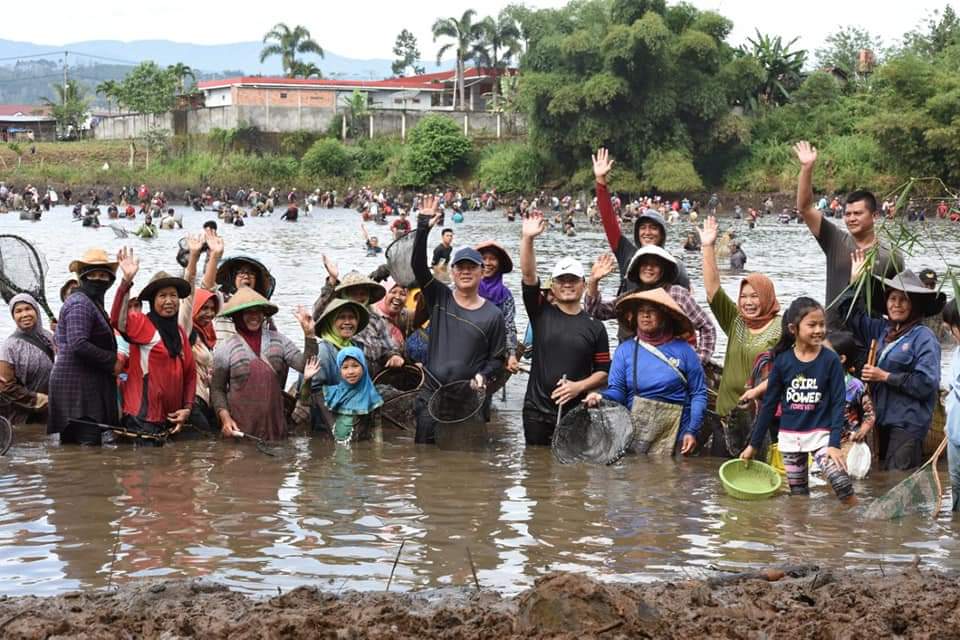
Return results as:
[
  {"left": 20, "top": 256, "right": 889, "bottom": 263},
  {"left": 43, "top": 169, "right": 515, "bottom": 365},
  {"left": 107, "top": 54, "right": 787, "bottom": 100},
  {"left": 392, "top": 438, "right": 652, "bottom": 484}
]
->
[
  {"left": 475, "top": 11, "right": 522, "bottom": 105},
  {"left": 432, "top": 10, "right": 486, "bottom": 110},
  {"left": 741, "top": 29, "right": 807, "bottom": 105},
  {"left": 167, "top": 62, "right": 196, "bottom": 95},
  {"left": 42, "top": 80, "right": 90, "bottom": 138},
  {"left": 290, "top": 61, "right": 323, "bottom": 79},
  {"left": 96, "top": 80, "right": 119, "bottom": 114},
  {"left": 260, "top": 23, "right": 324, "bottom": 78}
]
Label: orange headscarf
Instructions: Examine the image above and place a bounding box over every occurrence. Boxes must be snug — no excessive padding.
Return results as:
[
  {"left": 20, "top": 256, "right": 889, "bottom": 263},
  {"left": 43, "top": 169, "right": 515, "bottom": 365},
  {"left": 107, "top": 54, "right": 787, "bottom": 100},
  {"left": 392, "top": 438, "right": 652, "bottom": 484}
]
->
[
  {"left": 192, "top": 289, "right": 220, "bottom": 349},
  {"left": 739, "top": 273, "right": 780, "bottom": 330}
]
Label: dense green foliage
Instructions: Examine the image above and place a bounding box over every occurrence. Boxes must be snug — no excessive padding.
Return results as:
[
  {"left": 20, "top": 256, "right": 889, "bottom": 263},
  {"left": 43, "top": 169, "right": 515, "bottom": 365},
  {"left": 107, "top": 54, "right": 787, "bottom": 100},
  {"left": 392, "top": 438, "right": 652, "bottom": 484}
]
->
[
  {"left": 302, "top": 138, "right": 355, "bottom": 178},
  {"left": 399, "top": 115, "right": 472, "bottom": 186},
  {"left": 477, "top": 143, "right": 544, "bottom": 192},
  {"left": 42, "top": 80, "right": 90, "bottom": 136},
  {"left": 115, "top": 62, "right": 179, "bottom": 115}
]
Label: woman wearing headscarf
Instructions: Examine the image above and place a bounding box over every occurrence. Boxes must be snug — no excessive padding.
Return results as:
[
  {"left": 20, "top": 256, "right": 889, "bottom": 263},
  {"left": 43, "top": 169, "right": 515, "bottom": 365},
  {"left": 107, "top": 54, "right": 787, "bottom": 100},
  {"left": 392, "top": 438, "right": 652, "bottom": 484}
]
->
[
  {"left": 308, "top": 298, "right": 370, "bottom": 432},
  {"left": 699, "top": 216, "right": 782, "bottom": 456},
  {"left": 839, "top": 252, "right": 944, "bottom": 470},
  {"left": 48, "top": 248, "right": 120, "bottom": 444},
  {"left": 0, "top": 294, "right": 55, "bottom": 425},
  {"left": 211, "top": 288, "right": 317, "bottom": 441},
  {"left": 476, "top": 241, "right": 520, "bottom": 374},
  {"left": 110, "top": 247, "right": 196, "bottom": 440},
  {"left": 585, "top": 288, "right": 707, "bottom": 456}
]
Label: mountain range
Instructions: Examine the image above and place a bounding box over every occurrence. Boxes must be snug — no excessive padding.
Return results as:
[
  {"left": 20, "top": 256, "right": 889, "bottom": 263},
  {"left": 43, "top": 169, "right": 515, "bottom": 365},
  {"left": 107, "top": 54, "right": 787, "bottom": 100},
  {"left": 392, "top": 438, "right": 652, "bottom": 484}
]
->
[{"left": 0, "top": 37, "right": 441, "bottom": 78}]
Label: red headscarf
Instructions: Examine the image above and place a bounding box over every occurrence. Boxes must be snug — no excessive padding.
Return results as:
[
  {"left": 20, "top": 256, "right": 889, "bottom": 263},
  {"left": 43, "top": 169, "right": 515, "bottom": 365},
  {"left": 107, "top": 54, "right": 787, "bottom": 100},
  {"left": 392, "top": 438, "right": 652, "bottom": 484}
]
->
[
  {"left": 192, "top": 289, "right": 220, "bottom": 349},
  {"left": 739, "top": 273, "right": 780, "bottom": 330}
]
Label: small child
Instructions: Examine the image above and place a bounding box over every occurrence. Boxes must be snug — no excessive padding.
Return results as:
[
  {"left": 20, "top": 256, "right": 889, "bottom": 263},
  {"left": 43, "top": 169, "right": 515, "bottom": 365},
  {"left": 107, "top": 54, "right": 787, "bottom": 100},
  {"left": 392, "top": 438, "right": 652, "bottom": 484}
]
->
[
  {"left": 311, "top": 346, "right": 383, "bottom": 444},
  {"left": 741, "top": 297, "right": 855, "bottom": 504},
  {"left": 823, "top": 331, "right": 876, "bottom": 447},
  {"left": 943, "top": 299, "right": 960, "bottom": 513}
]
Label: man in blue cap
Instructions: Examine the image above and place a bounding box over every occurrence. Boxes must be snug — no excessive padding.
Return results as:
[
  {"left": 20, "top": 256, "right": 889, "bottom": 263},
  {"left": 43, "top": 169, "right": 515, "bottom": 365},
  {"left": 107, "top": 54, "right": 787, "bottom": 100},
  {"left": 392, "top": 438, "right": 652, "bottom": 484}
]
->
[{"left": 411, "top": 196, "right": 506, "bottom": 444}]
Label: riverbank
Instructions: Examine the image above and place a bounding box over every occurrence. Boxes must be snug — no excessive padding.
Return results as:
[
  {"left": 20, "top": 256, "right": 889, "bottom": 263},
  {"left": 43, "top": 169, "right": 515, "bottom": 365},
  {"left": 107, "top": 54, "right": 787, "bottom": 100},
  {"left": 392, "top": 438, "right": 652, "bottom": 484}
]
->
[{"left": 0, "top": 568, "right": 955, "bottom": 638}]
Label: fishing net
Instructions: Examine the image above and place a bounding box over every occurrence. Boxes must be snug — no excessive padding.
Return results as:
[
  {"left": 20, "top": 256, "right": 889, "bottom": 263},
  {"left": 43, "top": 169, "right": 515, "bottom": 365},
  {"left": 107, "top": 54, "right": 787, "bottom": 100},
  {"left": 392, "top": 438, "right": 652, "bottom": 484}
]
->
[
  {"left": 0, "top": 235, "right": 55, "bottom": 321},
  {"left": 428, "top": 380, "right": 485, "bottom": 424},
  {"left": 724, "top": 405, "right": 758, "bottom": 458},
  {"left": 374, "top": 365, "right": 424, "bottom": 430},
  {"left": 385, "top": 231, "right": 418, "bottom": 288},
  {"left": 552, "top": 400, "right": 634, "bottom": 465},
  {"left": 109, "top": 223, "right": 129, "bottom": 239},
  {"left": 864, "top": 439, "right": 946, "bottom": 520},
  {"left": 0, "top": 416, "right": 11, "bottom": 455}
]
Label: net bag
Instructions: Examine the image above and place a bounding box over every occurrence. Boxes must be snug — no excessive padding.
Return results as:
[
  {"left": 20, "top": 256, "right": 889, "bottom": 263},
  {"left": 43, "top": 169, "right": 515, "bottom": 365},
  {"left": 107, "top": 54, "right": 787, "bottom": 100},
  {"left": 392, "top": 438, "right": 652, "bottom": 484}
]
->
[
  {"left": 384, "top": 231, "right": 418, "bottom": 288},
  {"left": 374, "top": 365, "right": 425, "bottom": 392},
  {"left": 864, "top": 438, "right": 946, "bottom": 520},
  {"left": 374, "top": 365, "right": 424, "bottom": 429},
  {"left": 0, "top": 235, "right": 55, "bottom": 321},
  {"left": 552, "top": 400, "right": 634, "bottom": 465},
  {"left": 428, "top": 380, "right": 485, "bottom": 424},
  {"left": 723, "top": 405, "right": 758, "bottom": 458}
]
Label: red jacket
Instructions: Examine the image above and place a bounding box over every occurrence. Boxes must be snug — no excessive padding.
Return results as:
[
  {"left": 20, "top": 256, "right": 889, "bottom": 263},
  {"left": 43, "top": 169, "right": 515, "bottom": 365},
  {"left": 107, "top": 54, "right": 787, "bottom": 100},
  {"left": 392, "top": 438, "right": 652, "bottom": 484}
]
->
[{"left": 111, "top": 281, "right": 196, "bottom": 423}]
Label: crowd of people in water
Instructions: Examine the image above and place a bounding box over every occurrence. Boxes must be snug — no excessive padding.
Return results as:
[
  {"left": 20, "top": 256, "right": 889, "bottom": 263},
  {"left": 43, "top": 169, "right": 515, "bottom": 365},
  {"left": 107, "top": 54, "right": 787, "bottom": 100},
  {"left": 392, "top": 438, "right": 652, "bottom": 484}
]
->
[{"left": 0, "top": 140, "right": 958, "bottom": 513}]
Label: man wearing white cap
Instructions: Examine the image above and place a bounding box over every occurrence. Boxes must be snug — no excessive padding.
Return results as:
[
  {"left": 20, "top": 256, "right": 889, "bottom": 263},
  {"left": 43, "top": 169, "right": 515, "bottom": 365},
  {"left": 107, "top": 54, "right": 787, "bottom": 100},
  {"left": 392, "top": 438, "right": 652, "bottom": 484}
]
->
[{"left": 519, "top": 211, "right": 610, "bottom": 445}]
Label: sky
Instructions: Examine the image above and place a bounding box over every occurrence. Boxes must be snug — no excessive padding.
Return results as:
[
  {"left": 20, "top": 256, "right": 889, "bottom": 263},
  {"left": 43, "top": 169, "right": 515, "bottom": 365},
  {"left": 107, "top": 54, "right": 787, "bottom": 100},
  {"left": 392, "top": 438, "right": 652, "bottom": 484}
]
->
[{"left": 0, "top": 0, "right": 952, "bottom": 61}]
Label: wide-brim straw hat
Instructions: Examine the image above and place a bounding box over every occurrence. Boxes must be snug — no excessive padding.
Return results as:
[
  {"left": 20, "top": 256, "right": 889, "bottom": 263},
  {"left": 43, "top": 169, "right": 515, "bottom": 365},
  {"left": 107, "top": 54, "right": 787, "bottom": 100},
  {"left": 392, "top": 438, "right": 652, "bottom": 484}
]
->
[
  {"left": 139, "top": 271, "right": 191, "bottom": 304},
  {"left": 873, "top": 269, "right": 946, "bottom": 318},
  {"left": 59, "top": 276, "right": 79, "bottom": 302},
  {"left": 334, "top": 271, "right": 386, "bottom": 305},
  {"left": 615, "top": 287, "right": 694, "bottom": 340},
  {"left": 68, "top": 248, "right": 118, "bottom": 275},
  {"left": 475, "top": 241, "right": 513, "bottom": 273},
  {"left": 215, "top": 255, "right": 276, "bottom": 298},
  {"left": 318, "top": 298, "right": 370, "bottom": 335},
  {"left": 218, "top": 286, "right": 279, "bottom": 318},
  {"left": 625, "top": 245, "right": 678, "bottom": 285}
]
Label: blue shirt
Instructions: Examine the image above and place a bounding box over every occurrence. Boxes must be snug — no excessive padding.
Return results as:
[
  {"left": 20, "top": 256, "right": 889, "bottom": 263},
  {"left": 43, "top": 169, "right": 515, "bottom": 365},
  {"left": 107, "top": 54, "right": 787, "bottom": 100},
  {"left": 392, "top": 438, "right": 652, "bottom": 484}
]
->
[
  {"left": 750, "top": 348, "right": 845, "bottom": 451},
  {"left": 601, "top": 338, "right": 707, "bottom": 438}
]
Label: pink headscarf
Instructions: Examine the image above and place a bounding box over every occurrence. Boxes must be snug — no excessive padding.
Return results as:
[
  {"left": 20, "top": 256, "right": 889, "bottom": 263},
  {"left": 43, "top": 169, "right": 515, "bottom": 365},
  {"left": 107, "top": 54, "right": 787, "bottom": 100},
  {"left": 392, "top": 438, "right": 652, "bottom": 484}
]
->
[{"left": 376, "top": 278, "right": 406, "bottom": 345}]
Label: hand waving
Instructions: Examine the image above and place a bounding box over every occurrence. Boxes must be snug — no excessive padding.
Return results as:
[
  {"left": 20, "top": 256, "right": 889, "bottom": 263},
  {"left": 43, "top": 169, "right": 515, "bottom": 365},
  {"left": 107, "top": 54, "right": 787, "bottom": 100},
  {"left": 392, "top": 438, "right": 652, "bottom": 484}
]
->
[
  {"left": 793, "top": 141, "right": 818, "bottom": 168},
  {"left": 590, "top": 253, "right": 616, "bottom": 281},
  {"left": 521, "top": 210, "right": 547, "bottom": 238},
  {"left": 117, "top": 246, "right": 140, "bottom": 282},
  {"left": 698, "top": 216, "right": 719, "bottom": 247},
  {"left": 592, "top": 147, "right": 614, "bottom": 184},
  {"left": 294, "top": 305, "right": 315, "bottom": 337}
]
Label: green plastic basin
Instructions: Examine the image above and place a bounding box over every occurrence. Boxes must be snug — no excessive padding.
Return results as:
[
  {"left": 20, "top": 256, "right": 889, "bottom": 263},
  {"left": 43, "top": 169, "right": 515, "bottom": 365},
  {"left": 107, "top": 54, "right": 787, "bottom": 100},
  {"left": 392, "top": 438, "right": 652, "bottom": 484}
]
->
[{"left": 719, "top": 459, "right": 782, "bottom": 500}]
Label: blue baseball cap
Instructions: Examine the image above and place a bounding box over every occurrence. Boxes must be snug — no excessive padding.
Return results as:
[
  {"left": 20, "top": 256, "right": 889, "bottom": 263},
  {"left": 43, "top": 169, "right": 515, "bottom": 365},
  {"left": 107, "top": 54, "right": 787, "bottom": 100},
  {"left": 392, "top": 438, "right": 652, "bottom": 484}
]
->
[{"left": 452, "top": 247, "right": 483, "bottom": 266}]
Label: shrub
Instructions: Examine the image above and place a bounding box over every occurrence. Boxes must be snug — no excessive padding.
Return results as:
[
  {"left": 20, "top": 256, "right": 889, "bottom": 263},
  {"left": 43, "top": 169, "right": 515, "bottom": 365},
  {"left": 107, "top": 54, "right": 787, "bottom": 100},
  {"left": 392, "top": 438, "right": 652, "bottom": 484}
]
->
[
  {"left": 279, "top": 130, "right": 321, "bottom": 158},
  {"left": 301, "top": 138, "right": 354, "bottom": 178},
  {"left": 477, "top": 143, "right": 545, "bottom": 193},
  {"left": 641, "top": 149, "right": 704, "bottom": 192},
  {"left": 400, "top": 115, "right": 472, "bottom": 186}
]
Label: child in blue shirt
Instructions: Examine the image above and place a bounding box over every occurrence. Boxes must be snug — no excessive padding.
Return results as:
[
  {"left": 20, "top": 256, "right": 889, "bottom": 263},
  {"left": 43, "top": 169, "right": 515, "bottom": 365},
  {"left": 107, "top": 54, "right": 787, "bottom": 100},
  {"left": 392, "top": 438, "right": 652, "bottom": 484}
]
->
[{"left": 742, "top": 297, "right": 855, "bottom": 503}]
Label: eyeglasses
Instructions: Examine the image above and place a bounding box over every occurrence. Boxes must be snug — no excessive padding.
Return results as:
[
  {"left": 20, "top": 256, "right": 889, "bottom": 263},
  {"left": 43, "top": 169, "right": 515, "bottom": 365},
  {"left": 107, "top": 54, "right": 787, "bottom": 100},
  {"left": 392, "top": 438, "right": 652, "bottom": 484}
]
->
[{"left": 236, "top": 268, "right": 257, "bottom": 277}]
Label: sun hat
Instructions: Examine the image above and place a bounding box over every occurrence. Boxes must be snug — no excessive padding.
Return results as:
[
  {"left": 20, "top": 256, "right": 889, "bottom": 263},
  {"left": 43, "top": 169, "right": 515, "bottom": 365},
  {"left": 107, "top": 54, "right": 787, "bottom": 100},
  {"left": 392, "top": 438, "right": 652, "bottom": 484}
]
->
[
  {"left": 873, "top": 269, "right": 946, "bottom": 318},
  {"left": 551, "top": 257, "right": 584, "bottom": 279},
  {"left": 615, "top": 287, "right": 694, "bottom": 339},
  {"left": 624, "top": 245, "right": 678, "bottom": 285},
  {"left": 334, "top": 271, "right": 386, "bottom": 305},
  {"left": 452, "top": 247, "right": 483, "bottom": 267},
  {"left": 218, "top": 287, "right": 279, "bottom": 317},
  {"left": 474, "top": 241, "right": 513, "bottom": 273},
  {"left": 68, "top": 248, "right": 118, "bottom": 275},
  {"left": 59, "top": 276, "right": 80, "bottom": 302},
  {"left": 317, "top": 298, "right": 370, "bottom": 334},
  {"left": 138, "top": 271, "right": 191, "bottom": 304},
  {"left": 215, "top": 255, "right": 276, "bottom": 298}
]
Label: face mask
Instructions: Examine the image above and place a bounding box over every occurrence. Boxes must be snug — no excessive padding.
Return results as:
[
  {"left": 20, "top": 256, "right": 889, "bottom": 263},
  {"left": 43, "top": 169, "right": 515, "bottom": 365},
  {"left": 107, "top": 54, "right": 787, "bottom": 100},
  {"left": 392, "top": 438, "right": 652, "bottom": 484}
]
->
[{"left": 80, "top": 278, "right": 112, "bottom": 301}]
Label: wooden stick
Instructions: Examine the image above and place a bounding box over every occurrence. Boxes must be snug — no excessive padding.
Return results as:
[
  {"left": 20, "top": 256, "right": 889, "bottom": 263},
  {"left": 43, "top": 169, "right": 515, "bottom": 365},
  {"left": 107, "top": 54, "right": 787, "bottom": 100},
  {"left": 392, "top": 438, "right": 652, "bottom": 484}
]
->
[
  {"left": 867, "top": 339, "right": 878, "bottom": 367},
  {"left": 385, "top": 539, "right": 405, "bottom": 592},
  {"left": 467, "top": 546, "right": 481, "bottom": 592}
]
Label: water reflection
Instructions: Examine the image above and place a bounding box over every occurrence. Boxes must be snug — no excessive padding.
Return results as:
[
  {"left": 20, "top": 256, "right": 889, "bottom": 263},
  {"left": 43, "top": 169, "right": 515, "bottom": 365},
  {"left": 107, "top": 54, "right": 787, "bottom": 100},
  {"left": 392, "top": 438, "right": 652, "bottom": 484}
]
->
[{"left": 0, "top": 207, "right": 957, "bottom": 596}]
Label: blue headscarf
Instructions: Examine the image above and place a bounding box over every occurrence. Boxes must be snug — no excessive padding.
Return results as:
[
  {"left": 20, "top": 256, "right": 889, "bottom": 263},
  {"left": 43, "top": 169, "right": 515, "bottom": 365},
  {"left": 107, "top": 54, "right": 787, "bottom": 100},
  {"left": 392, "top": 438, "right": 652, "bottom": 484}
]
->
[{"left": 323, "top": 346, "right": 383, "bottom": 416}]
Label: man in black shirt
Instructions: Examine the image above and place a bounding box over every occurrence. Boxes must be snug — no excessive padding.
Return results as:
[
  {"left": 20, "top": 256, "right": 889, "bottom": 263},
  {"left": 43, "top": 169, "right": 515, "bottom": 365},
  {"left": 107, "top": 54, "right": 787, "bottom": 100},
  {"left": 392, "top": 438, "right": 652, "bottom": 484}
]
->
[
  {"left": 411, "top": 198, "right": 506, "bottom": 444},
  {"left": 520, "top": 211, "right": 610, "bottom": 445},
  {"left": 431, "top": 228, "right": 454, "bottom": 267}
]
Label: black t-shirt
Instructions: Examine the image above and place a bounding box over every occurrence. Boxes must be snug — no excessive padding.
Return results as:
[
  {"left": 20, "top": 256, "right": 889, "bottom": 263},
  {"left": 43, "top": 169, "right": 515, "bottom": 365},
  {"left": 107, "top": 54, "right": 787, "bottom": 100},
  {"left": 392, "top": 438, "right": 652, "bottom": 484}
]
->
[
  {"left": 432, "top": 243, "right": 453, "bottom": 266},
  {"left": 522, "top": 282, "right": 611, "bottom": 416}
]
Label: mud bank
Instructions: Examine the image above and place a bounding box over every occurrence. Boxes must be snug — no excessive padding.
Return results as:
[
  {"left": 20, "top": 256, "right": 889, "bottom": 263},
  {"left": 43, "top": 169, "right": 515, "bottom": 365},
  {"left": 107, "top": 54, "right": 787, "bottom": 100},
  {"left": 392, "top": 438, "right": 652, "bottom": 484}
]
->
[{"left": 1, "top": 568, "right": 958, "bottom": 639}]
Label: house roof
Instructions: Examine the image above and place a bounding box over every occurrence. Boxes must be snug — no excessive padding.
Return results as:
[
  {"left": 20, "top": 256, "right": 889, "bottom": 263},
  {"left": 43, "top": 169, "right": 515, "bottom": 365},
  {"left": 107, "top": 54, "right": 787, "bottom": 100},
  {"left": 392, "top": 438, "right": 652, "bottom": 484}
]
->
[
  {"left": 0, "top": 114, "right": 56, "bottom": 123},
  {"left": 196, "top": 67, "right": 515, "bottom": 93},
  {"left": 0, "top": 104, "right": 51, "bottom": 117}
]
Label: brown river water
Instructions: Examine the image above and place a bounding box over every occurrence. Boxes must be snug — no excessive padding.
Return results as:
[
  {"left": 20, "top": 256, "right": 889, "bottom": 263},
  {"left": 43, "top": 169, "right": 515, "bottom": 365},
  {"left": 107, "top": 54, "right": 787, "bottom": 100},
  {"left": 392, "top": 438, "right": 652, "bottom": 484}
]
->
[{"left": 0, "top": 205, "right": 957, "bottom": 597}]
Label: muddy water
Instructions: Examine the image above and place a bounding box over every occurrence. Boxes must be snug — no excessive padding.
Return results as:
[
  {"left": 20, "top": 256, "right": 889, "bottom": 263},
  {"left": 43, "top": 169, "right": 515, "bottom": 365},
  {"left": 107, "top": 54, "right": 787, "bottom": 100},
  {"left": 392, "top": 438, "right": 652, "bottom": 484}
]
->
[{"left": 0, "top": 206, "right": 958, "bottom": 597}]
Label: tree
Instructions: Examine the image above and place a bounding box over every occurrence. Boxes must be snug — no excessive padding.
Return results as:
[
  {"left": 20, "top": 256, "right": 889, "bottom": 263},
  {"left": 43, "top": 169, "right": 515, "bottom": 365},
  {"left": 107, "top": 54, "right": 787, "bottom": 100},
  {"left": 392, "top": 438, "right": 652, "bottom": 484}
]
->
[
  {"left": 433, "top": 10, "right": 486, "bottom": 110},
  {"left": 476, "top": 10, "right": 522, "bottom": 104},
  {"left": 400, "top": 115, "right": 472, "bottom": 185},
  {"left": 290, "top": 61, "right": 323, "bottom": 78},
  {"left": 259, "top": 23, "right": 324, "bottom": 77},
  {"left": 741, "top": 29, "right": 807, "bottom": 105},
  {"left": 116, "top": 62, "right": 178, "bottom": 114},
  {"left": 814, "top": 27, "right": 883, "bottom": 79},
  {"left": 167, "top": 62, "right": 196, "bottom": 94},
  {"left": 904, "top": 5, "right": 960, "bottom": 57},
  {"left": 392, "top": 29, "right": 425, "bottom": 76},
  {"left": 42, "top": 80, "right": 89, "bottom": 137},
  {"left": 96, "top": 80, "right": 119, "bottom": 114}
]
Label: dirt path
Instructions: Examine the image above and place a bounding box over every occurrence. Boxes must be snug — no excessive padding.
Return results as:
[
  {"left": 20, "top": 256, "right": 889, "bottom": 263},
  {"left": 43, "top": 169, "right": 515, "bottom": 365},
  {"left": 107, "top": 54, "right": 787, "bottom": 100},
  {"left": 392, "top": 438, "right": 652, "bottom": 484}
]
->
[{"left": 1, "top": 568, "right": 958, "bottom": 639}]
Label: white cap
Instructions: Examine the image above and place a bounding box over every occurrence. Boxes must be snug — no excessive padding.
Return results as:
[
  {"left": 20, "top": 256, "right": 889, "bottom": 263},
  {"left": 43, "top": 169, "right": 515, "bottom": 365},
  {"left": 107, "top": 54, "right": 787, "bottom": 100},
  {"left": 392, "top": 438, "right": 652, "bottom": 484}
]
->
[{"left": 552, "top": 257, "right": 584, "bottom": 279}]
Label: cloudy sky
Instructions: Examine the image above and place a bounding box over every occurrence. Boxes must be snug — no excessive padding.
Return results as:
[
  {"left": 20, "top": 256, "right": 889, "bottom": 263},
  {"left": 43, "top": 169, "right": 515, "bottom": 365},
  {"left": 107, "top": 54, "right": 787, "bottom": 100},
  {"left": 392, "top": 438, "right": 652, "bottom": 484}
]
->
[{"left": 1, "top": 0, "right": 951, "bottom": 59}]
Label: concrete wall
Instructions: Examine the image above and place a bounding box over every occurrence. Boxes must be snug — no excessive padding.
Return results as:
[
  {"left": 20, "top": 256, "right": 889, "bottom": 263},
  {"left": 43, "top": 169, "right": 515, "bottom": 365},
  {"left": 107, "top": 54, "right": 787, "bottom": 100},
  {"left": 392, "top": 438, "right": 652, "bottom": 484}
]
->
[{"left": 93, "top": 112, "right": 175, "bottom": 140}]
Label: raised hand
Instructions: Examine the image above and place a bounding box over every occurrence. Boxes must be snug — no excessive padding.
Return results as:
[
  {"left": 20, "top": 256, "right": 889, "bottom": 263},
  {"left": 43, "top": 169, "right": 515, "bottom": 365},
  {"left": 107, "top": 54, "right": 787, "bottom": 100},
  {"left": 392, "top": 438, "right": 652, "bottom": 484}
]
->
[
  {"left": 521, "top": 210, "right": 547, "bottom": 239},
  {"left": 322, "top": 254, "right": 339, "bottom": 282},
  {"left": 186, "top": 233, "right": 204, "bottom": 257},
  {"left": 592, "top": 147, "right": 614, "bottom": 184},
  {"left": 793, "top": 141, "right": 818, "bottom": 167},
  {"left": 206, "top": 234, "right": 224, "bottom": 257},
  {"left": 698, "top": 216, "right": 719, "bottom": 247},
  {"left": 590, "top": 253, "right": 616, "bottom": 281},
  {"left": 117, "top": 246, "right": 139, "bottom": 282},
  {"left": 421, "top": 195, "right": 442, "bottom": 227},
  {"left": 302, "top": 356, "right": 321, "bottom": 382},
  {"left": 850, "top": 248, "right": 867, "bottom": 284},
  {"left": 294, "top": 305, "right": 315, "bottom": 337}
]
